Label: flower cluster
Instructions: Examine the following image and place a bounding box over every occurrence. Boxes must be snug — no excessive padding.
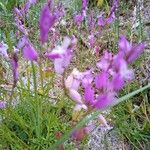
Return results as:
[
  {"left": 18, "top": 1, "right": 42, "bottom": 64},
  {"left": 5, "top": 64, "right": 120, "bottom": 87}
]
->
[
  {"left": 74, "top": 0, "right": 88, "bottom": 25},
  {"left": 65, "top": 36, "right": 145, "bottom": 111}
]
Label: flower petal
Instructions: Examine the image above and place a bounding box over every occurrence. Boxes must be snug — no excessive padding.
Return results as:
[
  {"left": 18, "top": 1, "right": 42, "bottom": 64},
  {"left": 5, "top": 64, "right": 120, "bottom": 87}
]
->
[
  {"left": 69, "top": 89, "right": 82, "bottom": 104},
  {"left": 23, "top": 43, "right": 38, "bottom": 61}
]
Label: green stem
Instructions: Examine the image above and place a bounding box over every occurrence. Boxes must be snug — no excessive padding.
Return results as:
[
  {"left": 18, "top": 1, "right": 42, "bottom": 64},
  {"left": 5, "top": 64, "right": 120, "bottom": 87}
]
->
[{"left": 31, "top": 62, "right": 41, "bottom": 138}]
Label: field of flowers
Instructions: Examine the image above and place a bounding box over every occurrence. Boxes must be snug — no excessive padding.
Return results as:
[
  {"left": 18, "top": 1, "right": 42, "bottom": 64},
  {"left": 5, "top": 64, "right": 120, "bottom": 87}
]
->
[{"left": 0, "top": 0, "right": 150, "bottom": 149}]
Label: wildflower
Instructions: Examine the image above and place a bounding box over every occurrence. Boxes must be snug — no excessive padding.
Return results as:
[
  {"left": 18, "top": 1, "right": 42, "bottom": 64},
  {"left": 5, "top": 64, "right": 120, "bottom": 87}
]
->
[
  {"left": 23, "top": 42, "right": 38, "bottom": 61},
  {"left": 96, "top": 51, "right": 113, "bottom": 71},
  {"left": 17, "top": 36, "right": 28, "bottom": 49},
  {"left": 0, "top": 101, "right": 6, "bottom": 109},
  {"left": 74, "top": 0, "right": 88, "bottom": 25},
  {"left": 0, "top": 41, "right": 9, "bottom": 59},
  {"left": 119, "top": 36, "right": 145, "bottom": 63},
  {"left": 98, "top": 0, "right": 118, "bottom": 27},
  {"left": 88, "top": 34, "right": 95, "bottom": 48},
  {"left": 111, "top": 74, "right": 125, "bottom": 91},
  {"left": 94, "top": 92, "right": 116, "bottom": 109},
  {"left": 65, "top": 68, "right": 83, "bottom": 103},
  {"left": 82, "top": 70, "right": 93, "bottom": 88},
  {"left": 74, "top": 14, "right": 84, "bottom": 26},
  {"left": 113, "top": 53, "right": 134, "bottom": 80},
  {"left": 45, "top": 37, "right": 75, "bottom": 74},
  {"left": 39, "top": 2, "right": 57, "bottom": 43},
  {"left": 84, "top": 85, "right": 95, "bottom": 104},
  {"left": 95, "top": 71, "right": 109, "bottom": 89}
]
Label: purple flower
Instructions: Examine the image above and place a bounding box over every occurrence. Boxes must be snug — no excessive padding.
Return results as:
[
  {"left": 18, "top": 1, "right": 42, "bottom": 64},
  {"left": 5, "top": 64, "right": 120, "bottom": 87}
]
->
[
  {"left": 111, "top": 74, "right": 125, "bottom": 91},
  {"left": 74, "top": 0, "right": 88, "bottom": 25},
  {"left": 113, "top": 53, "right": 134, "bottom": 80},
  {"left": 46, "top": 37, "right": 74, "bottom": 74},
  {"left": 95, "top": 72, "right": 109, "bottom": 89},
  {"left": 65, "top": 68, "right": 84, "bottom": 103},
  {"left": 74, "top": 14, "right": 84, "bottom": 26},
  {"left": 39, "top": 4, "right": 57, "bottom": 43},
  {"left": 98, "top": 13, "right": 105, "bottom": 26},
  {"left": 84, "top": 85, "right": 95, "bottom": 104},
  {"left": 82, "top": 0, "right": 88, "bottom": 10},
  {"left": 65, "top": 68, "right": 82, "bottom": 90},
  {"left": 82, "top": 70, "right": 93, "bottom": 88},
  {"left": 0, "top": 41, "right": 9, "bottom": 59},
  {"left": 69, "top": 89, "right": 83, "bottom": 104},
  {"left": 23, "top": 42, "right": 38, "bottom": 61},
  {"left": 29, "top": 0, "right": 38, "bottom": 4},
  {"left": 17, "top": 36, "right": 28, "bottom": 49},
  {"left": 127, "top": 44, "right": 145, "bottom": 63},
  {"left": 94, "top": 93, "right": 116, "bottom": 109},
  {"left": 96, "top": 51, "right": 113, "bottom": 71},
  {"left": 118, "top": 36, "right": 145, "bottom": 63},
  {"left": 0, "top": 101, "right": 6, "bottom": 109},
  {"left": 98, "top": 0, "right": 118, "bottom": 27},
  {"left": 88, "top": 34, "right": 95, "bottom": 48}
]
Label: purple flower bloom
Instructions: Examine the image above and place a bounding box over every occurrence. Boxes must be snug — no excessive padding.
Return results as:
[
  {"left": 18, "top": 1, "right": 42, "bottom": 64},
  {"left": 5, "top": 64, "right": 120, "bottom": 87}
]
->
[
  {"left": 69, "top": 89, "right": 83, "bottom": 104},
  {"left": 84, "top": 85, "right": 95, "bottom": 104},
  {"left": 111, "top": 74, "right": 125, "bottom": 91},
  {"left": 95, "top": 72, "right": 109, "bottom": 89},
  {"left": 0, "top": 41, "right": 9, "bottom": 59},
  {"left": 39, "top": 4, "right": 57, "bottom": 43},
  {"left": 17, "top": 36, "right": 28, "bottom": 49},
  {"left": 113, "top": 53, "right": 134, "bottom": 80},
  {"left": 65, "top": 68, "right": 83, "bottom": 90},
  {"left": 118, "top": 36, "right": 145, "bottom": 63},
  {"left": 29, "top": 0, "right": 38, "bottom": 4},
  {"left": 88, "top": 34, "right": 95, "bottom": 48},
  {"left": 82, "top": 70, "right": 93, "bottom": 88},
  {"left": 74, "top": 0, "right": 88, "bottom": 25},
  {"left": 82, "top": 0, "right": 88, "bottom": 10},
  {"left": 96, "top": 51, "right": 113, "bottom": 71},
  {"left": 46, "top": 37, "right": 74, "bottom": 74},
  {"left": 98, "top": 0, "right": 118, "bottom": 27},
  {"left": 94, "top": 93, "right": 116, "bottom": 109},
  {"left": 74, "top": 14, "right": 84, "bottom": 26},
  {"left": 0, "top": 100, "right": 6, "bottom": 109},
  {"left": 98, "top": 13, "right": 105, "bottom": 26},
  {"left": 127, "top": 44, "right": 145, "bottom": 63},
  {"left": 23, "top": 42, "right": 38, "bottom": 61}
]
